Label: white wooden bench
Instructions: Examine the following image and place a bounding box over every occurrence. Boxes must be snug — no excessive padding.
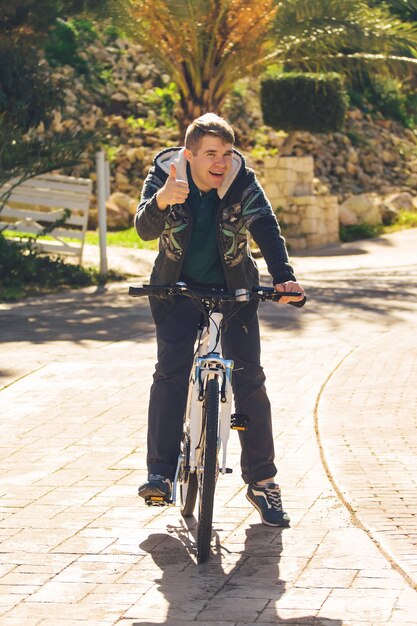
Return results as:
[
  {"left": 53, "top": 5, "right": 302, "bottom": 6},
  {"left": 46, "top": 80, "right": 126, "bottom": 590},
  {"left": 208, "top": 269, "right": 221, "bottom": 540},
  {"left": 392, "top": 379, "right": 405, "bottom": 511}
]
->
[{"left": 0, "top": 174, "right": 92, "bottom": 264}]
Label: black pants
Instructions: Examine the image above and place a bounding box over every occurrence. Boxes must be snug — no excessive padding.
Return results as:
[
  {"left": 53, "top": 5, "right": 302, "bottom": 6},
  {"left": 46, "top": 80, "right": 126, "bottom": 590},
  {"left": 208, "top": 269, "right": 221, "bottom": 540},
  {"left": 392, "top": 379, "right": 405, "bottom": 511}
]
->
[{"left": 147, "top": 297, "right": 277, "bottom": 484}]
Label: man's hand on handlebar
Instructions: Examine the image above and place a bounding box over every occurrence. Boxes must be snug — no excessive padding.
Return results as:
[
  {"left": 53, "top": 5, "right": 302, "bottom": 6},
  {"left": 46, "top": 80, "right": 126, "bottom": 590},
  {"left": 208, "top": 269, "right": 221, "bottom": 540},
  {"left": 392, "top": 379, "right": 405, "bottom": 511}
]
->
[{"left": 274, "top": 281, "right": 306, "bottom": 306}]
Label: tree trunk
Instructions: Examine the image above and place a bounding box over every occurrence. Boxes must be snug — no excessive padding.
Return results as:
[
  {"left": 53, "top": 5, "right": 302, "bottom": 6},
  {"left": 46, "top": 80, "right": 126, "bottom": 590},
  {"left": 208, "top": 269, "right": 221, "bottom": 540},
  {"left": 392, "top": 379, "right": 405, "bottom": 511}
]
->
[
  {"left": 175, "top": 93, "right": 225, "bottom": 144},
  {"left": 280, "top": 130, "right": 298, "bottom": 156},
  {"left": 175, "top": 98, "right": 203, "bottom": 143}
]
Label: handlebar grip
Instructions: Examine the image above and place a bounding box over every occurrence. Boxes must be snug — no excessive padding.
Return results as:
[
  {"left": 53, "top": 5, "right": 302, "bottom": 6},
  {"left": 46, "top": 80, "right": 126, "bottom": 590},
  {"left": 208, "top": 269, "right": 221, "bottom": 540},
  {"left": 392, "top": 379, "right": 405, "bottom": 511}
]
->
[
  {"left": 129, "top": 284, "right": 175, "bottom": 297},
  {"left": 128, "top": 285, "right": 155, "bottom": 297},
  {"left": 289, "top": 296, "right": 307, "bottom": 308}
]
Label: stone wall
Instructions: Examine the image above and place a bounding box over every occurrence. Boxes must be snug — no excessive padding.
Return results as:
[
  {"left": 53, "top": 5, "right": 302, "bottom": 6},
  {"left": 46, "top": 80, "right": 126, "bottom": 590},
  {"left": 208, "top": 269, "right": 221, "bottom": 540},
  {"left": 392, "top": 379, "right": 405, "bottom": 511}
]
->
[{"left": 262, "top": 156, "right": 340, "bottom": 250}]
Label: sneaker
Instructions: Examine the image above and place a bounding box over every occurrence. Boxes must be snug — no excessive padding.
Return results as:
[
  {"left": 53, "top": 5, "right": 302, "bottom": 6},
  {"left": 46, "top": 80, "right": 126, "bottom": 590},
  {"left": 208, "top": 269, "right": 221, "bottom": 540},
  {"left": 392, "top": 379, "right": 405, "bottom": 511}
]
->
[
  {"left": 138, "top": 474, "right": 172, "bottom": 506},
  {"left": 246, "top": 482, "right": 290, "bottom": 527}
]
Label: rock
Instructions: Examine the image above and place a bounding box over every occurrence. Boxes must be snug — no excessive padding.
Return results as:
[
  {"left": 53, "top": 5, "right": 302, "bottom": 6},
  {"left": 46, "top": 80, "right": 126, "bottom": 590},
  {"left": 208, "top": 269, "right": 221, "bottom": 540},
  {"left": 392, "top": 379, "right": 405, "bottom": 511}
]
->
[
  {"left": 88, "top": 208, "right": 98, "bottom": 230},
  {"left": 107, "top": 92, "right": 130, "bottom": 115},
  {"left": 380, "top": 203, "right": 399, "bottom": 226},
  {"left": 339, "top": 194, "right": 382, "bottom": 225},
  {"left": 404, "top": 129, "right": 417, "bottom": 143},
  {"left": 384, "top": 191, "right": 415, "bottom": 212},
  {"left": 114, "top": 171, "right": 131, "bottom": 192},
  {"left": 346, "top": 162, "right": 358, "bottom": 176},
  {"left": 126, "top": 148, "right": 139, "bottom": 163},
  {"left": 109, "top": 191, "right": 138, "bottom": 216},
  {"left": 382, "top": 150, "right": 396, "bottom": 164},
  {"left": 347, "top": 148, "right": 359, "bottom": 164},
  {"left": 347, "top": 109, "right": 364, "bottom": 120},
  {"left": 339, "top": 205, "right": 358, "bottom": 226},
  {"left": 105, "top": 198, "right": 132, "bottom": 230}
]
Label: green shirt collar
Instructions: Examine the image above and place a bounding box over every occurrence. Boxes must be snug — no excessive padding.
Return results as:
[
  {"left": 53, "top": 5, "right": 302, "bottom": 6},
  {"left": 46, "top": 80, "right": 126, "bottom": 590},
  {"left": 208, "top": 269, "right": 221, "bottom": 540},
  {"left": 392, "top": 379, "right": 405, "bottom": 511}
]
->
[{"left": 187, "top": 163, "right": 218, "bottom": 201}]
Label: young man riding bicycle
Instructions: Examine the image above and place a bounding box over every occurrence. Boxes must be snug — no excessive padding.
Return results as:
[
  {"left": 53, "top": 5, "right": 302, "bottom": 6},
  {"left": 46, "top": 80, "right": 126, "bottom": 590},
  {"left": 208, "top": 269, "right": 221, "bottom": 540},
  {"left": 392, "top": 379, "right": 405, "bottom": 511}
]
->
[{"left": 135, "top": 113, "right": 305, "bottom": 527}]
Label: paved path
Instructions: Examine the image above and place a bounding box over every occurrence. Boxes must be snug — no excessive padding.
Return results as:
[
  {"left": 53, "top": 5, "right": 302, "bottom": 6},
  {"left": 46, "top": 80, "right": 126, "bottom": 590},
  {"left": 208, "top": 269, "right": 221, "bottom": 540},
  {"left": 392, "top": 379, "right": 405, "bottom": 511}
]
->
[{"left": 0, "top": 229, "right": 417, "bottom": 625}]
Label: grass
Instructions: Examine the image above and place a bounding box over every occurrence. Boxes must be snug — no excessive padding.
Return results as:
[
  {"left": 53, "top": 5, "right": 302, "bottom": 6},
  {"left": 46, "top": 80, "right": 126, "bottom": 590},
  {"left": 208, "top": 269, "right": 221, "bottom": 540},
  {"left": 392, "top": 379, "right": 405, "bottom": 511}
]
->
[
  {"left": 85, "top": 227, "right": 158, "bottom": 250},
  {"left": 340, "top": 210, "right": 417, "bottom": 242},
  {"left": 2, "top": 227, "right": 158, "bottom": 250},
  {"left": 383, "top": 211, "right": 417, "bottom": 233}
]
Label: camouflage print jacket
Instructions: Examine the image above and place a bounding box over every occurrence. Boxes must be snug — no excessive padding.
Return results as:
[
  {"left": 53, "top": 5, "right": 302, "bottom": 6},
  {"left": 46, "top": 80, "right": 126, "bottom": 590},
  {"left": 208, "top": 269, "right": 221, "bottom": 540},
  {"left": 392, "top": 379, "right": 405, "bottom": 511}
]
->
[{"left": 135, "top": 147, "right": 296, "bottom": 323}]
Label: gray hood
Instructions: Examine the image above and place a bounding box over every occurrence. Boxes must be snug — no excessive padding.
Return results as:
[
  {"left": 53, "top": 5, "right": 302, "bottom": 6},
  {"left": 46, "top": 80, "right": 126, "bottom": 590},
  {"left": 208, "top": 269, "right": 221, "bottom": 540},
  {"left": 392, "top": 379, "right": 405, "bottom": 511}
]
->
[{"left": 155, "top": 147, "right": 244, "bottom": 200}]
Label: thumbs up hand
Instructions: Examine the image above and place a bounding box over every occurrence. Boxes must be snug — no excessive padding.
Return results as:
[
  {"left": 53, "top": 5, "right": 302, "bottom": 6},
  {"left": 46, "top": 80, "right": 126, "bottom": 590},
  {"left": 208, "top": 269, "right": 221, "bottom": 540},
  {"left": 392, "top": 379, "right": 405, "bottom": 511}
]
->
[
  {"left": 168, "top": 163, "right": 178, "bottom": 180},
  {"left": 156, "top": 162, "right": 189, "bottom": 210}
]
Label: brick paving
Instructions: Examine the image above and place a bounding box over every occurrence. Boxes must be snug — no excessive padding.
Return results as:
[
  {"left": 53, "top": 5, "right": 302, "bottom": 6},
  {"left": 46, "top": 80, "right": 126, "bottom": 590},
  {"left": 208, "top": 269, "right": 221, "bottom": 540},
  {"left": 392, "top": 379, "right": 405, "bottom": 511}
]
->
[
  {"left": 317, "top": 325, "right": 417, "bottom": 588},
  {"left": 0, "top": 229, "right": 417, "bottom": 625}
]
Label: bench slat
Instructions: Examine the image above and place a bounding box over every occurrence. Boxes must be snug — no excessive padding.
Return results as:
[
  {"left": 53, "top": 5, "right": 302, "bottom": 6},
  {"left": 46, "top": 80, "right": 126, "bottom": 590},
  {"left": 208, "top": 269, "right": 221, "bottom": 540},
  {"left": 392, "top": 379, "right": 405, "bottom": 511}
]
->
[
  {"left": 2, "top": 174, "right": 92, "bottom": 193},
  {"left": 4, "top": 191, "right": 90, "bottom": 210},
  {"left": 1, "top": 206, "right": 87, "bottom": 227},
  {"left": 31, "top": 241, "right": 83, "bottom": 255},
  {"left": 0, "top": 223, "right": 84, "bottom": 240}
]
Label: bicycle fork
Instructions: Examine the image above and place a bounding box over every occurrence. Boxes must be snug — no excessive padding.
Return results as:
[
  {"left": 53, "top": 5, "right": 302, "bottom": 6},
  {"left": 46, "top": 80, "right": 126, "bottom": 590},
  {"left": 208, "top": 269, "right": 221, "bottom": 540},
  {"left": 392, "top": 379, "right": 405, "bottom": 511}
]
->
[{"left": 172, "top": 313, "right": 234, "bottom": 505}]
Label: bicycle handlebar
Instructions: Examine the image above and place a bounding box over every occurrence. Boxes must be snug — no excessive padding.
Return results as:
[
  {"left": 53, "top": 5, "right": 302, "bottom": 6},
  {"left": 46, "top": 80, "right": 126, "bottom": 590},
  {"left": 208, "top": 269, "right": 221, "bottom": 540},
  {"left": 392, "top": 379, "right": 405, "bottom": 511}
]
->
[{"left": 128, "top": 282, "right": 306, "bottom": 306}]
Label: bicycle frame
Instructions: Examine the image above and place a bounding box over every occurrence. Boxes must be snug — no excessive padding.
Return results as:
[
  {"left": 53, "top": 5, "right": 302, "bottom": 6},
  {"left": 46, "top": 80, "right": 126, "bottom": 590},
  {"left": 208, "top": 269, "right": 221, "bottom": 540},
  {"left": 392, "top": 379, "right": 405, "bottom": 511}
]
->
[{"left": 172, "top": 308, "right": 234, "bottom": 504}]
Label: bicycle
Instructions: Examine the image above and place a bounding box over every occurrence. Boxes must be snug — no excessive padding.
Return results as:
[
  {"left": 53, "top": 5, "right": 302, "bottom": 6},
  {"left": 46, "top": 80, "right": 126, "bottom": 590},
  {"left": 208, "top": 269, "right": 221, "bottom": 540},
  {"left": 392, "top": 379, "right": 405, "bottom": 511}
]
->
[{"left": 129, "top": 282, "right": 302, "bottom": 563}]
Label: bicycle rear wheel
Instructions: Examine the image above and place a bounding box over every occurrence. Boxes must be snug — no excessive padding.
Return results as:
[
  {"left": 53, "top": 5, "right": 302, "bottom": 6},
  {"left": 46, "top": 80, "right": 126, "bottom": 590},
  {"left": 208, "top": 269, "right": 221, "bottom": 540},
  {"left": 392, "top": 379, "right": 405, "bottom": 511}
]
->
[{"left": 196, "top": 377, "right": 219, "bottom": 564}]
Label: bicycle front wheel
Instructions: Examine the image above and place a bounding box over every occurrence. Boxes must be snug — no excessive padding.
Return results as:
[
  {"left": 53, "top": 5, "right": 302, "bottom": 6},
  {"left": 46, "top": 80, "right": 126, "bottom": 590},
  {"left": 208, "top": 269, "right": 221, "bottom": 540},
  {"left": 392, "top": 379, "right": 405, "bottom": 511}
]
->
[
  {"left": 180, "top": 433, "right": 198, "bottom": 517},
  {"left": 196, "top": 377, "right": 219, "bottom": 564}
]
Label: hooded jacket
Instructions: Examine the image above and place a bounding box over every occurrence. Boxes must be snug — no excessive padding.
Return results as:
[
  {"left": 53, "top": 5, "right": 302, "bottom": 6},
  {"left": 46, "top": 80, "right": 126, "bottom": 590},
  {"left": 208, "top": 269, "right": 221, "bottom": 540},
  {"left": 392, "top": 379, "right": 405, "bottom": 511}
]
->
[{"left": 135, "top": 146, "right": 296, "bottom": 323}]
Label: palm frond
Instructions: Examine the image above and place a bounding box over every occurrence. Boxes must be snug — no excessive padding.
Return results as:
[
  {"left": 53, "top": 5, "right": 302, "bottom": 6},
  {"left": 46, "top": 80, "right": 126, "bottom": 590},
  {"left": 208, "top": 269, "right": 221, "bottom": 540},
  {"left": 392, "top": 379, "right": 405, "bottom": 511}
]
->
[{"left": 273, "top": 0, "right": 417, "bottom": 68}]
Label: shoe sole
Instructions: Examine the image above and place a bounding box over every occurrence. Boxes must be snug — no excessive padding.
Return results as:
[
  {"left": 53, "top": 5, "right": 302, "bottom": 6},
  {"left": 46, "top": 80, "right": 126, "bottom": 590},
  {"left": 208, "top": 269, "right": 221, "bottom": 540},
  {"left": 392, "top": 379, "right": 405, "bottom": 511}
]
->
[
  {"left": 246, "top": 493, "right": 290, "bottom": 528},
  {"left": 138, "top": 485, "right": 171, "bottom": 505}
]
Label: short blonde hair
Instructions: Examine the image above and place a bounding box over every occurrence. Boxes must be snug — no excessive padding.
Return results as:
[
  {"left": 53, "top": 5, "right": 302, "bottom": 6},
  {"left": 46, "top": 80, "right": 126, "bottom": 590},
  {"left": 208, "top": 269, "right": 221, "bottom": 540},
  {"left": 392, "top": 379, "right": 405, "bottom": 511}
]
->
[{"left": 185, "top": 113, "right": 235, "bottom": 154}]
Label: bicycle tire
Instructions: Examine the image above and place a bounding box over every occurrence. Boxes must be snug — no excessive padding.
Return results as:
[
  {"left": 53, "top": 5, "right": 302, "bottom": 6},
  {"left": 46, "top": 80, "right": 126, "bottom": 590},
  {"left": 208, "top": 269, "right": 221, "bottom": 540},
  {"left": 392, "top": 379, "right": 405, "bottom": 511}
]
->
[
  {"left": 180, "top": 434, "right": 198, "bottom": 517},
  {"left": 196, "top": 377, "right": 219, "bottom": 564}
]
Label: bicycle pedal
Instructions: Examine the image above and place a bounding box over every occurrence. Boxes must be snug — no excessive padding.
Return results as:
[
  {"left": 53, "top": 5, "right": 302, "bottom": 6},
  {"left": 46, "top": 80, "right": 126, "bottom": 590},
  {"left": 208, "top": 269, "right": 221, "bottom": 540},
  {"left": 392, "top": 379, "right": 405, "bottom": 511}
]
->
[
  {"left": 145, "top": 496, "right": 170, "bottom": 507},
  {"left": 231, "top": 413, "right": 248, "bottom": 431}
]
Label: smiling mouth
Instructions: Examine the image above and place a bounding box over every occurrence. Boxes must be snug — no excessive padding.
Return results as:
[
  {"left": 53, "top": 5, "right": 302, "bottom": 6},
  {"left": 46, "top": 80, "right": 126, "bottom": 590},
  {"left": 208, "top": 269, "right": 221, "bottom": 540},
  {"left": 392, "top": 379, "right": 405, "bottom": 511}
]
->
[{"left": 209, "top": 171, "right": 224, "bottom": 177}]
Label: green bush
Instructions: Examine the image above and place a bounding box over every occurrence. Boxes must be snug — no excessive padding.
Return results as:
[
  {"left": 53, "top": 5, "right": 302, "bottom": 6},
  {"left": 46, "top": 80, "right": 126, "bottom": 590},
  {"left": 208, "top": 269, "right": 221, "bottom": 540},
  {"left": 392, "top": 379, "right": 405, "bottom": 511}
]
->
[
  {"left": 104, "top": 24, "right": 122, "bottom": 43},
  {"left": 71, "top": 17, "right": 99, "bottom": 44},
  {"left": 0, "top": 234, "right": 102, "bottom": 301},
  {"left": 339, "top": 223, "right": 383, "bottom": 242},
  {"left": 349, "top": 76, "right": 417, "bottom": 128},
  {"left": 261, "top": 72, "right": 348, "bottom": 133},
  {"left": 45, "top": 19, "right": 88, "bottom": 73},
  {"left": 143, "top": 82, "right": 179, "bottom": 127}
]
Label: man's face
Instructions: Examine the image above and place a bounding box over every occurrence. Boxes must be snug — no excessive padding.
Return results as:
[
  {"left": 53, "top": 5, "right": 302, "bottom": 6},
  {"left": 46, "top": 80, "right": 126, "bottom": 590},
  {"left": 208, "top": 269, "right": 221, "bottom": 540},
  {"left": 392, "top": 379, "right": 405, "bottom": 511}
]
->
[{"left": 185, "top": 135, "right": 234, "bottom": 192}]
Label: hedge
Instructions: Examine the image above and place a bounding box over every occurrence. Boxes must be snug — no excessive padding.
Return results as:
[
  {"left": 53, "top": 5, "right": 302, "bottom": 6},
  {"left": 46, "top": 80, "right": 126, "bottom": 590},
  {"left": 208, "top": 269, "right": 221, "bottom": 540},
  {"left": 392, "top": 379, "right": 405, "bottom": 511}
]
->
[{"left": 261, "top": 72, "right": 348, "bottom": 133}]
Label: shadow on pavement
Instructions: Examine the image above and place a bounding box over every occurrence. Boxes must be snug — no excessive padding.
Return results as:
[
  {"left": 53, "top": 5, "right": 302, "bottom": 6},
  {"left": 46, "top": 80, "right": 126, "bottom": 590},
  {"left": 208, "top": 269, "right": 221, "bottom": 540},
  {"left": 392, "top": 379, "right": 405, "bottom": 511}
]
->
[
  {"left": 259, "top": 270, "right": 417, "bottom": 332},
  {"left": 134, "top": 526, "right": 342, "bottom": 626},
  {"left": 294, "top": 235, "right": 394, "bottom": 258},
  {"left": 0, "top": 286, "right": 155, "bottom": 344},
  {"left": 2, "top": 266, "right": 417, "bottom": 344}
]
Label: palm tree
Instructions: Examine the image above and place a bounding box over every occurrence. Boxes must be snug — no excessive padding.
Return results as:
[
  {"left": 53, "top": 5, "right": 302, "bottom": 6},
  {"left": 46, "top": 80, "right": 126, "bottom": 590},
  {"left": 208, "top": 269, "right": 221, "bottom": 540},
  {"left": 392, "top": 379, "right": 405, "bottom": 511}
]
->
[
  {"left": 111, "top": 0, "right": 417, "bottom": 136},
  {"left": 112, "top": 0, "right": 278, "bottom": 137}
]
